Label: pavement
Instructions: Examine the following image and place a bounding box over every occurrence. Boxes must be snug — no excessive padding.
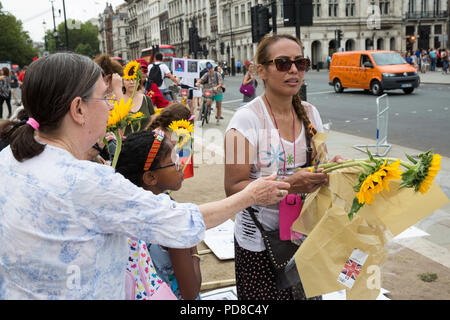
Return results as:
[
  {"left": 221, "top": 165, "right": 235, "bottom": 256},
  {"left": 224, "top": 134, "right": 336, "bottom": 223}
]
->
[{"left": 418, "top": 70, "right": 450, "bottom": 85}]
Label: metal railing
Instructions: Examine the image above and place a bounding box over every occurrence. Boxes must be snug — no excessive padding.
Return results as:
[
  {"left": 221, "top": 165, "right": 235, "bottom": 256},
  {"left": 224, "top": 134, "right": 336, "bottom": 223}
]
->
[{"left": 406, "top": 10, "right": 448, "bottom": 19}]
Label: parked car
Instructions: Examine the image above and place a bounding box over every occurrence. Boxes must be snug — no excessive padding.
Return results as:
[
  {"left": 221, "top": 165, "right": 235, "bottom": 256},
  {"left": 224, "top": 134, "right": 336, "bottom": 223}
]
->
[{"left": 329, "top": 50, "right": 420, "bottom": 95}]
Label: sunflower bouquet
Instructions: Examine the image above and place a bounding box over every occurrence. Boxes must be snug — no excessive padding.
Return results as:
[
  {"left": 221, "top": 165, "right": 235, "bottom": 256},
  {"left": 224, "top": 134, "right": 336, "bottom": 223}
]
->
[{"left": 299, "top": 149, "right": 442, "bottom": 221}]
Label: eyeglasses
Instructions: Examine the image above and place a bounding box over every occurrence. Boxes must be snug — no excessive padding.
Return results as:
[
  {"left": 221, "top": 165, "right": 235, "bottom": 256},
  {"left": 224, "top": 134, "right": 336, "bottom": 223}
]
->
[
  {"left": 152, "top": 154, "right": 181, "bottom": 171},
  {"left": 84, "top": 93, "right": 117, "bottom": 110},
  {"left": 262, "top": 56, "right": 310, "bottom": 72}
]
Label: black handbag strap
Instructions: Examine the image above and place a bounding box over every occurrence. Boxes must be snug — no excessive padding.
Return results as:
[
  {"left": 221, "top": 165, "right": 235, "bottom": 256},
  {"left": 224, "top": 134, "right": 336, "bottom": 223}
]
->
[{"left": 246, "top": 206, "right": 267, "bottom": 234}]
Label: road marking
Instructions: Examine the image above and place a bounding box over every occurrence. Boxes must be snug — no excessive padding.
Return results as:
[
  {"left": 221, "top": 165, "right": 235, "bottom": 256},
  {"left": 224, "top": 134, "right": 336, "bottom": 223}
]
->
[
  {"left": 445, "top": 107, "right": 449, "bottom": 111},
  {"left": 308, "top": 90, "right": 335, "bottom": 95},
  {"left": 412, "top": 111, "right": 417, "bottom": 114},
  {"left": 428, "top": 109, "right": 433, "bottom": 112},
  {"left": 395, "top": 113, "right": 399, "bottom": 116},
  {"left": 363, "top": 118, "right": 369, "bottom": 121},
  {"left": 345, "top": 120, "right": 351, "bottom": 123},
  {"left": 222, "top": 99, "right": 244, "bottom": 105}
]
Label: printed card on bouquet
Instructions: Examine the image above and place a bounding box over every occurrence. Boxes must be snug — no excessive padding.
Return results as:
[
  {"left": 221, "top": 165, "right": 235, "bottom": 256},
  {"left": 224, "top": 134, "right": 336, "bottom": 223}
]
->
[{"left": 337, "top": 249, "right": 369, "bottom": 289}]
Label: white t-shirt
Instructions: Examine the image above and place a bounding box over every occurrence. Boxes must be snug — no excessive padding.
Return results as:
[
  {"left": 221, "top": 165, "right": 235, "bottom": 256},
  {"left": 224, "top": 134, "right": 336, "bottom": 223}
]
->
[
  {"left": 226, "top": 96, "right": 324, "bottom": 252},
  {"left": 148, "top": 62, "right": 171, "bottom": 91}
]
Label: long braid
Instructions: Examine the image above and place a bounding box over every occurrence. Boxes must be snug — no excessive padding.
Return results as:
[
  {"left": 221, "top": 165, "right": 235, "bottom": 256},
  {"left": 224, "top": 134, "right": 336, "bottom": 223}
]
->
[{"left": 292, "top": 93, "right": 316, "bottom": 139}]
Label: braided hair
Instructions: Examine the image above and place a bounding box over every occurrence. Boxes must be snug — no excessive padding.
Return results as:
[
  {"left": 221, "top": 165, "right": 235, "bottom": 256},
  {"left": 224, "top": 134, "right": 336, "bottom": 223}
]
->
[{"left": 255, "top": 34, "right": 317, "bottom": 141}]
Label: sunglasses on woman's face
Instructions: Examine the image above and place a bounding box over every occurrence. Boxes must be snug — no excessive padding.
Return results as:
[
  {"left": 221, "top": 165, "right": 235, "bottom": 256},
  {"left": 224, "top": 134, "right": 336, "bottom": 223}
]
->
[{"left": 263, "top": 56, "right": 310, "bottom": 72}]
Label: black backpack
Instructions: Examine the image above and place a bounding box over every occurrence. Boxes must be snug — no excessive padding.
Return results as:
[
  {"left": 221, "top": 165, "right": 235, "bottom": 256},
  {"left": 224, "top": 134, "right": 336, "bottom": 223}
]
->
[
  {"left": 199, "top": 67, "right": 208, "bottom": 79},
  {"left": 147, "top": 64, "right": 163, "bottom": 87}
]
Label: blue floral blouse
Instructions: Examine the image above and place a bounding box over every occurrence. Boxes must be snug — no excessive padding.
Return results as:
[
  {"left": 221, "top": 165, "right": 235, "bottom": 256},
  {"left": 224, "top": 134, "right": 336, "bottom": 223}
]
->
[{"left": 0, "top": 145, "right": 205, "bottom": 299}]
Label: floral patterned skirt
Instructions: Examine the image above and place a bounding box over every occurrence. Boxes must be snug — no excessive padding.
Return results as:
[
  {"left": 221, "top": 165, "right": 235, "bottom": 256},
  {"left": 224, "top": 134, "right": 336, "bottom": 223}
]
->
[{"left": 234, "top": 238, "right": 322, "bottom": 300}]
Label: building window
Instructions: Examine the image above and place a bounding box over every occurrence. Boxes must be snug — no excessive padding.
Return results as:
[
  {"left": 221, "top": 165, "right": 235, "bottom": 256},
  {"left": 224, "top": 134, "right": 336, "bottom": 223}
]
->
[
  {"left": 235, "top": 6, "right": 239, "bottom": 26},
  {"left": 329, "top": 0, "right": 338, "bottom": 17},
  {"left": 345, "top": 0, "right": 355, "bottom": 17},
  {"left": 241, "top": 4, "right": 246, "bottom": 24},
  {"left": 408, "top": 0, "right": 415, "bottom": 13},
  {"left": 380, "top": 0, "right": 389, "bottom": 15},
  {"left": 433, "top": 0, "right": 441, "bottom": 14},
  {"left": 435, "top": 25, "right": 442, "bottom": 34},
  {"left": 421, "top": 0, "right": 428, "bottom": 14},
  {"left": 313, "top": 0, "right": 321, "bottom": 17}
]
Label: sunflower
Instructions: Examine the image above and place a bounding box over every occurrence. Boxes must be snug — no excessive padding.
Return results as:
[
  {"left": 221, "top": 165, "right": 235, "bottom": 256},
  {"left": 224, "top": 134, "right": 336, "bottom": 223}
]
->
[
  {"left": 107, "top": 98, "right": 134, "bottom": 128},
  {"left": 356, "top": 159, "right": 402, "bottom": 205},
  {"left": 418, "top": 154, "right": 442, "bottom": 194},
  {"left": 400, "top": 151, "right": 442, "bottom": 195},
  {"left": 154, "top": 108, "right": 163, "bottom": 116},
  {"left": 168, "top": 120, "right": 194, "bottom": 133},
  {"left": 123, "top": 60, "right": 140, "bottom": 81}
]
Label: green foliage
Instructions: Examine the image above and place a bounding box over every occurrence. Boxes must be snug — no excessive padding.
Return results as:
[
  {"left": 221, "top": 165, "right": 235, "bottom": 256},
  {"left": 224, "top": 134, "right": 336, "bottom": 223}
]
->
[
  {"left": 418, "top": 272, "right": 438, "bottom": 282},
  {"left": 0, "top": 7, "right": 39, "bottom": 67},
  {"left": 45, "top": 20, "right": 100, "bottom": 57}
]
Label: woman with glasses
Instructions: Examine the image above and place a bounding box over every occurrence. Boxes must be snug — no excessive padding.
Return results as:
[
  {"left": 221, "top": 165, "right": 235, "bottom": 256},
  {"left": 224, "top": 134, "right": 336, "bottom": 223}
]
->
[
  {"left": 225, "top": 34, "right": 344, "bottom": 300},
  {"left": 0, "top": 53, "right": 289, "bottom": 300}
]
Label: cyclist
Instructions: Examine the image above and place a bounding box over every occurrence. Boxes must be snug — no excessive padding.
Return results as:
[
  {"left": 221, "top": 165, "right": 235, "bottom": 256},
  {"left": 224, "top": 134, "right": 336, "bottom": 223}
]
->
[{"left": 196, "top": 62, "right": 224, "bottom": 124}]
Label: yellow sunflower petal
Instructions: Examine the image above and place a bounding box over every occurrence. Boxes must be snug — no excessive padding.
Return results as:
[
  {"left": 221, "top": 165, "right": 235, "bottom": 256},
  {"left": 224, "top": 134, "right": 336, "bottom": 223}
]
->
[{"left": 123, "top": 61, "right": 140, "bottom": 81}]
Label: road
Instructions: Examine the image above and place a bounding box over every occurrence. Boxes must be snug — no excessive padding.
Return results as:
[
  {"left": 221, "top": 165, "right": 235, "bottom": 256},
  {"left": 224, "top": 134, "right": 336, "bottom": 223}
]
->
[{"left": 221, "top": 71, "right": 450, "bottom": 157}]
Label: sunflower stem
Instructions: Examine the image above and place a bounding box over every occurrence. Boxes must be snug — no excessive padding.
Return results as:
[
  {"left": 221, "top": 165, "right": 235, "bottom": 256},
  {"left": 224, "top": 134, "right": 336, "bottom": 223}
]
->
[{"left": 111, "top": 129, "right": 122, "bottom": 169}]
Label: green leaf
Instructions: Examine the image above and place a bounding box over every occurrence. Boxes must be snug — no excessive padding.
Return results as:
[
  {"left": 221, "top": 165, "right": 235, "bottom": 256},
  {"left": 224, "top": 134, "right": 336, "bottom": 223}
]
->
[
  {"left": 405, "top": 153, "right": 418, "bottom": 164},
  {"left": 348, "top": 197, "right": 364, "bottom": 221}
]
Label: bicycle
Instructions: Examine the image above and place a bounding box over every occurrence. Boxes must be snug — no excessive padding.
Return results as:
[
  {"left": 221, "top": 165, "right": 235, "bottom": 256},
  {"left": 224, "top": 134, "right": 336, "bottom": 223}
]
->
[{"left": 200, "top": 88, "right": 213, "bottom": 127}]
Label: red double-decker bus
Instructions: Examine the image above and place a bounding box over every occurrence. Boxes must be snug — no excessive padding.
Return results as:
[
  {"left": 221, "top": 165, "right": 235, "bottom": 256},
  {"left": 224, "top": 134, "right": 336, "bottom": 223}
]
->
[{"left": 141, "top": 45, "right": 176, "bottom": 72}]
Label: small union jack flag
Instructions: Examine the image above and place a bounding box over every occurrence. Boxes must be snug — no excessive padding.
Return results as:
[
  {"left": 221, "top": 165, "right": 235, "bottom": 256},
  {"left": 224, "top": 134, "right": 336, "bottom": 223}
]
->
[{"left": 341, "top": 259, "right": 362, "bottom": 280}]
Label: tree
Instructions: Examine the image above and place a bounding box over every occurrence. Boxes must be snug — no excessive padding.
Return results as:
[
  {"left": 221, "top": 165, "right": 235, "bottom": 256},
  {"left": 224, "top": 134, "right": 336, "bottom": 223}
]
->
[
  {"left": 45, "top": 20, "right": 100, "bottom": 57},
  {"left": 0, "top": 3, "right": 39, "bottom": 67}
]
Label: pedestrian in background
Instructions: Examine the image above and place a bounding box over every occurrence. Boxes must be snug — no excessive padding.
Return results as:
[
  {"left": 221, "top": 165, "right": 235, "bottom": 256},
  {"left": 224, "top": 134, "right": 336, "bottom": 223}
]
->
[
  {"left": 442, "top": 49, "right": 449, "bottom": 74},
  {"left": 0, "top": 67, "right": 12, "bottom": 119},
  {"left": 241, "top": 62, "right": 257, "bottom": 103},
  {"left": 10, "top": 70, "right": 20, "bottom": 106},
  {"left": 429, "top": 48, "right": 437, "bottom": 71}
]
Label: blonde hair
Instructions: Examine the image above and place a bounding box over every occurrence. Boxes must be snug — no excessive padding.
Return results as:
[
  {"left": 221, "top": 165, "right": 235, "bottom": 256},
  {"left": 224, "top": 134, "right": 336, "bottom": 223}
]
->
[{"left": 255, "top": 34, "right": 316, "bottom": 140}]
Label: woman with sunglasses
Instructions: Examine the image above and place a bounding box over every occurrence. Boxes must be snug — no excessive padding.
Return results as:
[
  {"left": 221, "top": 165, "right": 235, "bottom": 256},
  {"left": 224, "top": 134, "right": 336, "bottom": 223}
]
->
[
  {"left": 0, "top": 53, "right": 290, "bottom": 300},
  {"left": 225, "top": 34, "right": 344, "bottom": 300}
]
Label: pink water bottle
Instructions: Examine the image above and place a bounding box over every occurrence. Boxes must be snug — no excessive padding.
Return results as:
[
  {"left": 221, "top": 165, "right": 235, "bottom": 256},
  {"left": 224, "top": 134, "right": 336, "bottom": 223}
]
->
[{"left": 279, "top": 194, "right": 303, "bottom": 240}]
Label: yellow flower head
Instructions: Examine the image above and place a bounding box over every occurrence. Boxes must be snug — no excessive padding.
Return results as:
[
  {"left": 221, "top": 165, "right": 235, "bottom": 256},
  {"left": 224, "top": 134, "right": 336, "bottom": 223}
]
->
[
  {"left": 154, "top": 108, "right": 163, "bottom": 116},
  {"left": 107, "top": 98, "right": 134, "bottom": 128},
  {"left": 418, "top": 154, "right": 441, "bottom": 194},
  {"left": 356, "top": 159, "right": 402, "bottom": 204},
  {"left": 131, "top": 112, "right": 144, "bottom": 119},
  {"left": 168, "top": 120, "right": 194, "bottom": 133},
  {"left": 123, "top": 60, "right": 140, "bottom": 81}
]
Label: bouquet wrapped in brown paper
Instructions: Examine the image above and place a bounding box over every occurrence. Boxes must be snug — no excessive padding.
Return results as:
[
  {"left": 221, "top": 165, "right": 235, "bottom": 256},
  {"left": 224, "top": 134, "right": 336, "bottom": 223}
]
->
[{"left": 290, "top": 133, "right": 449, "bottom": 299}]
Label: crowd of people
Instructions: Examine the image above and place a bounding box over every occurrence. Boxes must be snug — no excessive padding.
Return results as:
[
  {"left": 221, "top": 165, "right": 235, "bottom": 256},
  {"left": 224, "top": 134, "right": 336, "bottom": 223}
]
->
[
  {"left": 402, "top": 47, "right": 449, "bottom": 74},
  {"left": 0, "top": 34, "right": 349, "bottom": 300}
]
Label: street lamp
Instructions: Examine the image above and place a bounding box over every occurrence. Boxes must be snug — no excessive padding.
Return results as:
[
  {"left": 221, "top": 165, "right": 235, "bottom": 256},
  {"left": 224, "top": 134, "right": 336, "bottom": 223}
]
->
[{"left": 228, "top": 0, "right": 235, "bottom": 76}]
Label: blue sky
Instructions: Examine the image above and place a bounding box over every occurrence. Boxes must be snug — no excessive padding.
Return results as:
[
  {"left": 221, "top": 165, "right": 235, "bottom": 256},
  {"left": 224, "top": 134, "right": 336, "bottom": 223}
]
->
[{"left": 2, "top": 0, "right": 125, "bottom": 42}]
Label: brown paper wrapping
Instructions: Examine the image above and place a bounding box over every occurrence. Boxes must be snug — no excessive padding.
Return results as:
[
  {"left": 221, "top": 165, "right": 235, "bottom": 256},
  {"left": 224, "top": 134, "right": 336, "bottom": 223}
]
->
[{"left": 291, "top": 167, "right": 449, "bottom": 299}]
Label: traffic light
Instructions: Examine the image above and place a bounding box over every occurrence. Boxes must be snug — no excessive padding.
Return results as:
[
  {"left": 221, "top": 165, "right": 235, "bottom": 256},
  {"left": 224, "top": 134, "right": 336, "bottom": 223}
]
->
[
  {"left": 251, "top": 5, "right": 261, "bottom": 43},
  {"left": 189, "top": 27, "right": 195, "bottom": 53},
  {"left": 337, "top": 29, "right": 343, "bottom": 48},
  {"left": 258, "top": 6, "right": 272, "bottom": 37},
  {"left": 220, "top": 42, "right": 225, "bottom": 55}
]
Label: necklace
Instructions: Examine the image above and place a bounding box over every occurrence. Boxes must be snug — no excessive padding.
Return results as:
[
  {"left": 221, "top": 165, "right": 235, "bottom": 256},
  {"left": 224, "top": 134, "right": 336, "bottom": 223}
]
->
[{"left": 264, "top": 95, "right": 296, "bottom": 177}]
